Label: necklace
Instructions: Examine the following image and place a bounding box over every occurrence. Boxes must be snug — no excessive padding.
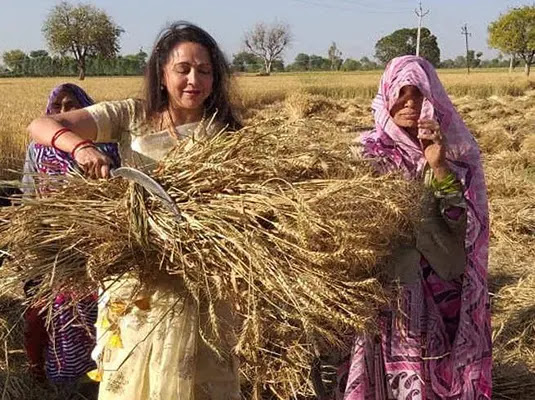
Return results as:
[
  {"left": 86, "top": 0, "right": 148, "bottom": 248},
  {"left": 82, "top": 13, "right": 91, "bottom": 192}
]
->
[{"left": 165, "top": 108, "right": 207, "bottom": 140}]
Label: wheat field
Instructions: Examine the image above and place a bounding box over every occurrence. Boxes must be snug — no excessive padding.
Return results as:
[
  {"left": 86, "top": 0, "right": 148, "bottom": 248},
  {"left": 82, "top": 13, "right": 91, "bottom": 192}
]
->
[
  {"left": 0, "top": 69, "right": 532, "bottom": 178},
  {"left": 0, "top": 70, "right": 534, "bottom": 399}
]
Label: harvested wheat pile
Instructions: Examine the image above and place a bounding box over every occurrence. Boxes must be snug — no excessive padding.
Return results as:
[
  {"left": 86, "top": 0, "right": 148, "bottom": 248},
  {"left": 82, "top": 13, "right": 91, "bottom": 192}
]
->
[
  {"left": 493, "top": 275, "right": 535, "bottom": 366},
  {"left": 492, "top": 272, "right": 535, "bottom": 400},
  {"left": 0, "top": 121, "right": 424, "bottom": 398},
  {"left": 485, "top": 151, "right": 535, "bottom": 242},
  {"left": 484, "top": 147, "right": 535, "bottom": 399},
  {"left": 0, "top": 296, "right": 33, "bottom": 400},
  {"left": 284, "top": 92, "right": 343, "bottom": 121},
  {"left": 522, "top": 133, "right": 535, "bottom": 153}
]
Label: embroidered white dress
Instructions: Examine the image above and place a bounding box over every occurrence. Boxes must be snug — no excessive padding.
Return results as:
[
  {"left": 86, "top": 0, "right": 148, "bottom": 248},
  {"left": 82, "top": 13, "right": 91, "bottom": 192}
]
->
[{"left": 86, "top": 99, "right": 240, "bottom": 400}]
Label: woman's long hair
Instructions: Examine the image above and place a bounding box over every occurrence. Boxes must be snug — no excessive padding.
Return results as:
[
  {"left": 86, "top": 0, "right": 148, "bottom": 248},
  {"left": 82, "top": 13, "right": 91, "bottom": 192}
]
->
[{"left": 144, "top": 21, "right": 241, "bottom": 130}]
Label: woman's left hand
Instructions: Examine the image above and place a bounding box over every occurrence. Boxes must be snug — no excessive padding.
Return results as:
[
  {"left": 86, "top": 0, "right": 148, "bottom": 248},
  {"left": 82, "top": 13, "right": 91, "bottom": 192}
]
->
[{"left": 418, "top": 119, "right": 449, "bottom": 180}]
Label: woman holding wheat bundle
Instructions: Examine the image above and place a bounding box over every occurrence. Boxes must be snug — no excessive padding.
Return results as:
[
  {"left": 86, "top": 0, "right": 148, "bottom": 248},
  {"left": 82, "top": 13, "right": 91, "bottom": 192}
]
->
[
  {"left": 27, "top": 22, "right": 241, "bottom": 400},
  {"left": 336, "top": 56, "right": 491, "bottom": 399}
]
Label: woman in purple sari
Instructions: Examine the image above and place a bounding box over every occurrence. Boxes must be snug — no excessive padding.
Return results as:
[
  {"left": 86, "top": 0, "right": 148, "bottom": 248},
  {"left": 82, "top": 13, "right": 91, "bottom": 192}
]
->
[
  {"left": 336, "top": 56, "right": 491, "bottom": 399},
  {"left": 22, "top": 83, "right": 120, "bottom": 387},
  {"left": 23, "top": 84, "right": 120, "bottom": 193}
]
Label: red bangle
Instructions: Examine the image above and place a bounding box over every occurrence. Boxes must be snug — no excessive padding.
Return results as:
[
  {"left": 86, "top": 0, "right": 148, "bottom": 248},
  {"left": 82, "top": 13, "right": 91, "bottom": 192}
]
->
[
  {"left": 51, "top": 128, "right": 72, "bottom": 149},
  {"left": 71, "top": 140, "right": 94, "bottom": 159}
]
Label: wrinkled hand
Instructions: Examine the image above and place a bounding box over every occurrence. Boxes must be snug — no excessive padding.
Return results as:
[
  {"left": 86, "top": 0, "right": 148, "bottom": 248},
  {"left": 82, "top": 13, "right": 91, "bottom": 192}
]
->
[
  {"left": 74, "top": 146, "right": 112, "bottom": 179},
  {"left": 418, "top": 119, "right": 449, "bottom": 180}
]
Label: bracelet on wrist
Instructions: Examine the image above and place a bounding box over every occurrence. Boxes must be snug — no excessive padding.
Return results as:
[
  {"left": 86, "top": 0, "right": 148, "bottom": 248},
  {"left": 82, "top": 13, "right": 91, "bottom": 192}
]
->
[
  {"left": 71, "top": 140, "right": 95, "bottom": 159},
  {"left": 431, "top": 172, "right": 461, "bottom": 194},
  {"left": 51, "top": 128, "right": 72, "bottom": 150}
]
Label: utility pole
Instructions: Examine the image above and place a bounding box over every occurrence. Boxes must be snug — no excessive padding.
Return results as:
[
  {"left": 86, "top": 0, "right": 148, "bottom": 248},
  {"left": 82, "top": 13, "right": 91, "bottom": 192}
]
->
[
  {"left": 415, "top": 1, "right": 429, "bottom": 57},
  {"left": 461, "top": 24, "right": 471, "bottom": 74}
]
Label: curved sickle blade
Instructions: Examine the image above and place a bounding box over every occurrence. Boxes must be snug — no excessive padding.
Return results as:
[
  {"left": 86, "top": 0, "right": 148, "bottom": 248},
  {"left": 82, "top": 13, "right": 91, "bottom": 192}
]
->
[{"left": 110, "top": 167, "right": 181, "bottom": 219}]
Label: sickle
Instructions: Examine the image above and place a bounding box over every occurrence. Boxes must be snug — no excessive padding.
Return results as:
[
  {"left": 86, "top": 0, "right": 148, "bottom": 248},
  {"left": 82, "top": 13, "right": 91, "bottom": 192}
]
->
[{"left": 110, "top": 167, "right": 181, "bottom": 219}]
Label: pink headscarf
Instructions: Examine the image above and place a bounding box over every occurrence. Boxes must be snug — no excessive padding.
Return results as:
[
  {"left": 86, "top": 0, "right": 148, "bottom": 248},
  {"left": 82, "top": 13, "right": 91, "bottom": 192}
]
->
[
  {"left": 362, "top": 55, "right": 488, "bottom": 245},
  {"left": 361, "top": 56, "right": 492, "bottom": 395}
]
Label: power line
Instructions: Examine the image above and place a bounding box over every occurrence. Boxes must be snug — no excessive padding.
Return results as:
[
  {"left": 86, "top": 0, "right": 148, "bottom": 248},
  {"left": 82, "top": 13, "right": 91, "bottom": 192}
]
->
[
  {"left": 461, "top": 23, "right": 471, "bottom": 74},
  {"left": 332, "top": 0, "right": 412, "bottom": 12},
  {"left": 291, "top": 0, "right": 412, "bottom": 14},
  {"left": 415, "top": 1, "right": 429, "bottom": 57}
]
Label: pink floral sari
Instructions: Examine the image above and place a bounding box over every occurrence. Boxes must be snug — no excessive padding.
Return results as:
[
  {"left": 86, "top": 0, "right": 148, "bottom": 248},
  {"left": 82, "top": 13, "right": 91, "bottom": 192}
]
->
[{"left": 339, "top": 56, "right": 491, "bottom": 400}]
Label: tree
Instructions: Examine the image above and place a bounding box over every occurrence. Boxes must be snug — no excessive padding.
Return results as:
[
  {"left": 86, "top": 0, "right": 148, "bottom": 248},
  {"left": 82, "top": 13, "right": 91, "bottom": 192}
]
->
[
  {"left": 440, "top": 59, "right": 456, "bottom": 68},
  {"left": 360, "top": 56, "right": 379, "bottom": 70},
  {"left": 30, "top": 50, "right": 49, "bottom": 58},
  {"left": 328, "top": 42, "right": 343, "bottom": 71},
  {"left": 231, "top": 51, "right": 263, "bottom": 72},
  {"left": 341, "top": 58, "right": 361, "bottom": 71},
  {"left": 134, "top": 48, "right": 148, "bottom": 69},
  {"left": 480, "top": 55, "right": 510, "bottom": 68},
  {"left": 489, "top": 6, "right": 535, "bottom": 76},
  {"left": 43, "top": 2, "right": 123, "bottom": 80},
  {"left": 309, "top": 55, "right": 330, "bottom": 70},
  {"left": 121, "top": 54, "right": 147, "bottom": 75},
  {"left": 271, "top": 59, "right": 285, "bottom": 72},
  {"left": 467, "top": 51, "right": 483, "bottom": 68},
  {"left": 446, "top": 52, "right": 483, "bottom": 70},
  {"left": 454, "top": 55, "right": 466, "bottom": 68},
  {"left": 244, "top": 22, "right": 291, "bottom": 75},
  {"left": 293, "top": 53, "right": 310, "bottom": 71},
  {"left": 2, "top": 50, "right": 28, "bottom": 73},
  {"left": 375, "top": 27, "right": 441, "bottom": 66}
]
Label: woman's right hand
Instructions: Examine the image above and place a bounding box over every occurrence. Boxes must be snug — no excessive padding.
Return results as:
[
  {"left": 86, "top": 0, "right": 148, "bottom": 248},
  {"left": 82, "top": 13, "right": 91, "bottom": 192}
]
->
[{"left": 74, "top": 146, "right": 112, "bottom": 179}]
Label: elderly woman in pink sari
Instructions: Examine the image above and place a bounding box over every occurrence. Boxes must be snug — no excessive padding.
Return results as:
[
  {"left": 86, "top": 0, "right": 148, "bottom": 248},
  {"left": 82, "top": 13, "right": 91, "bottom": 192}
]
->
[{"left": 334, "top": 56, "right": 491, "bottom": 399}]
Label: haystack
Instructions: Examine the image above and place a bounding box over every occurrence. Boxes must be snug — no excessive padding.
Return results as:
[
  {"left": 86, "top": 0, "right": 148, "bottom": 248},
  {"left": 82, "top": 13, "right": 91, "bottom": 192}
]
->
[
  {"left": 284, "top": 92, "right": 343, "bottom": 122},
  {"left": 0, "top": 120, "right": 424, "bottom": 398}
]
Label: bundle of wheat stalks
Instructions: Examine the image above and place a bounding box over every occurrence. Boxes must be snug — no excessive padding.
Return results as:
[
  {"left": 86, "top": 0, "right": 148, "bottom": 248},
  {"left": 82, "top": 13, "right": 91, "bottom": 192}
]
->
[{"left": 0, "top": 120, "right": 424, "bottom": 398}]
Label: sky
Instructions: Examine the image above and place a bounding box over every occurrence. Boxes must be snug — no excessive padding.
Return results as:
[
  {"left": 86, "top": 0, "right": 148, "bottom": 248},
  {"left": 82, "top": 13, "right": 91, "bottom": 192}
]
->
[{"left": 0, "top": 0, "right": 530, "bottom": 64}]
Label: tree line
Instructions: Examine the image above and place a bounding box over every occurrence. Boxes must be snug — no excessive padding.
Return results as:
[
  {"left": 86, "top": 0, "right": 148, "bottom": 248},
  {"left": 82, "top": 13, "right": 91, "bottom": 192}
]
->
[
  {"left": 1, "top": 45, "right": 514, "bottom": 78},
  {"left": 1, "top": 2, "right": 534, "bottom": 78},
  {"left": 1, "top": 49, "right": 147, "bottom": 77}
]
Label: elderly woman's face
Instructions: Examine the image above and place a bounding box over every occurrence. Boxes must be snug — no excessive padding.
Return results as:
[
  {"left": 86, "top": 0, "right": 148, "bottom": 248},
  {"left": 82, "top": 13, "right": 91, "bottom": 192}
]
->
[
  {"left": 49, "top": 91, "right": 82, "bottom": 114},
  {"left": 390, "top": 85, "right": 423, "bottom": 132}
]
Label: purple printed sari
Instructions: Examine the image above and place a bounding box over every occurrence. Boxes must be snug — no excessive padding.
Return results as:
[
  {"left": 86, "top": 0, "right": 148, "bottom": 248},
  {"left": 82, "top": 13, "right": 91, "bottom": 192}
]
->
[
  {"left": 340, "top": 57, "right": 491, "bottom": 399},
  {"left": 24, "top": 83, "right": 120, "bottom": 187},
  {"left": 23, "top": 83, "right": 120, "bottom": 383}
]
